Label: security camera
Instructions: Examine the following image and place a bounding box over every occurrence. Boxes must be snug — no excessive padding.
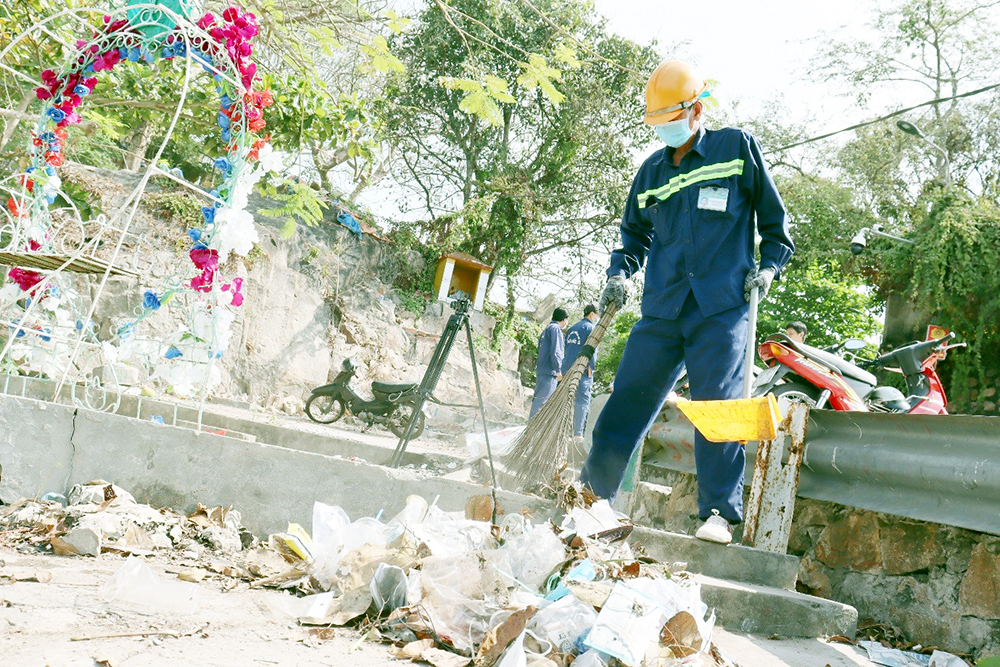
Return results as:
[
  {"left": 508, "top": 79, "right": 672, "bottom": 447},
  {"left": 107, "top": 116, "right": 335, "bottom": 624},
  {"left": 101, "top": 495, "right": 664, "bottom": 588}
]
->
[{"left": 849, "top": 228, "right": 869, "bottom": 255}]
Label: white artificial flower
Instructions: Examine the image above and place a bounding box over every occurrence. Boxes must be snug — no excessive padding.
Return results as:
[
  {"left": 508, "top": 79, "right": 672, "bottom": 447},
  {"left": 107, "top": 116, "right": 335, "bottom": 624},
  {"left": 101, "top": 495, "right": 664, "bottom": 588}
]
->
[
  {"left": 256, "top": 143, "right": 284, "bottom": 174},
  {"left": 210, "top": 206, "right": 259, "bottom": 263}
]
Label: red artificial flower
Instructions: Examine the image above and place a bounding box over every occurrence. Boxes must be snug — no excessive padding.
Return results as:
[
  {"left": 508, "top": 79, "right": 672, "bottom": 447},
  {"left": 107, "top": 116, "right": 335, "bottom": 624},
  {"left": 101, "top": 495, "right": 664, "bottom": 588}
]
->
[
  {"left": 248, "top": 117, "right": 266, "bottom": 132},
  {"left": 190, "top": 247, "right": 219, "bottom": 271},
  {"left": 44, "top": 152, "right": 64, "bottom": 167},
  {"left": 8, "top": 268, "right": 44, "bottom": 293},
  {"left": 27, "top": 240, "right": 41, "bottom": 251},
  {"left": 36, "top": 88, "right": 52, "bottom": 101},
  {"left": 6, "top": 198, "right": 22, "bottom": 217}
]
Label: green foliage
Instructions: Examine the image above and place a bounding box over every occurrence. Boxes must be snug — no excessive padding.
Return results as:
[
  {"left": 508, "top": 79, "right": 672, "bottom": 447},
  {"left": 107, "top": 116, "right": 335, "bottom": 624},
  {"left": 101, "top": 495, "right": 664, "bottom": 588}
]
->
[
  {"left": 594, "top": 310, "right": 639, "bottom": 394},
  {"left": 144, "top": 191, "right": 203, "bottom": 227},
  {"left": 257, "top": 178, "right": 329, "bottom": 238},
  {"left": 485, "top": 300, "right": 543, "bottom": 386},
  {"left": 879, "top": 192, "right": 1000, "bottom": 413},
  {"left": 384, "top": 0, "right": 660, "bottom": 300},
  {"left": 758, "top": 263, "right": 882, "bottom": 350},
  {"left": 976, "top": 656, "right": 1000, "bottom": 667}
]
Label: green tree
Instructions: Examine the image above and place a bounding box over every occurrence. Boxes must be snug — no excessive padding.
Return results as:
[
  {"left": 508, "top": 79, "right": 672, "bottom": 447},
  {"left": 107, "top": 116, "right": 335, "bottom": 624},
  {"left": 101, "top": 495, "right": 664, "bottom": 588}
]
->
[{"left": 382, "top": 0, "right": 660, "bottom": 316}]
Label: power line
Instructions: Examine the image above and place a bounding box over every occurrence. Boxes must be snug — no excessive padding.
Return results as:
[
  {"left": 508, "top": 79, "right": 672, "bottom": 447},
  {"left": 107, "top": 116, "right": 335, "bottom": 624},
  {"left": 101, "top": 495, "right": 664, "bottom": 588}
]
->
[{"left": 768, "top": 81, "right": 1000, "bottom": 154}]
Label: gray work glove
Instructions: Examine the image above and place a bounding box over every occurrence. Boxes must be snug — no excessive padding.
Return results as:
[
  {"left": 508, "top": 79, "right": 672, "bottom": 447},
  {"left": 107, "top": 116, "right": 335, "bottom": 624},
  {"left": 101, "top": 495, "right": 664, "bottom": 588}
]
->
[
  {"left": 599, "top": 272, "right": 628, "bottom": 314},
  {"left": 744, "top": 267, "right": 775, "bottom": 302}
]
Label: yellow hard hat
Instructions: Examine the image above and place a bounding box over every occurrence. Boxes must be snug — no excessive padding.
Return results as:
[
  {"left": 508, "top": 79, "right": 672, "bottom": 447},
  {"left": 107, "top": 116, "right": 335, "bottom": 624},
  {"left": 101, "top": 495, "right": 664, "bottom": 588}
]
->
[{"left": 644, "top": 60, "right": 707, "bottom": 126}]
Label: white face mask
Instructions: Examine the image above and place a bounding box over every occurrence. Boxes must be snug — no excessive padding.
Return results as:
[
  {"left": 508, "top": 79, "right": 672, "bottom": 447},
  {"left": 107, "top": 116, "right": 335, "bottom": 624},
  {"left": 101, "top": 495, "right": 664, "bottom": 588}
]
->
[{"left": 654, "top": 110, "right": 696, "bottom": 147}]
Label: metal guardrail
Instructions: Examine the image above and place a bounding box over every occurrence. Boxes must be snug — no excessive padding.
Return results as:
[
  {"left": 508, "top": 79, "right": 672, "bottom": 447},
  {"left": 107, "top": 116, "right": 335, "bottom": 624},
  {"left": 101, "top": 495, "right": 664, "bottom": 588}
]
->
[{"left": 645, "top": 402, "right": 1000, "bottom": 536}]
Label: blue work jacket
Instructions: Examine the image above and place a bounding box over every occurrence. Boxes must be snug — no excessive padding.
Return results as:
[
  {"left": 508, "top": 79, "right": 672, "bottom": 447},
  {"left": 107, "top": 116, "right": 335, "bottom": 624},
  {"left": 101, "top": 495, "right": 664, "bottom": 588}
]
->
[
  {"left": 562, "top": 318, "right": 596, "bottom": 375},
  {"left": 609, "top": 126, "right": 794, "bottom": 319},
  {"left": 536, "top": 321, "right": 565, "bottom": 378}
]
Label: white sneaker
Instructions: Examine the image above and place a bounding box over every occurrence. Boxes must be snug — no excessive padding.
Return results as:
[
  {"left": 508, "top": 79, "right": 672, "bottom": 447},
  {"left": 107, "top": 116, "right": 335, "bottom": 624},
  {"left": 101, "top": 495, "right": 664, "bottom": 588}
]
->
[{"left": 695, "top": 510, "right": 732, "bottom": 544}]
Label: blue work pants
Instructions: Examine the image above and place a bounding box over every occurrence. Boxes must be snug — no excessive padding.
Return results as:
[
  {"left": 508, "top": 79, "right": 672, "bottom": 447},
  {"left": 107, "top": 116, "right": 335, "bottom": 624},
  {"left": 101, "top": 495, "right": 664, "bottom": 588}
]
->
[
  {"left": 580, "top": 293, "right": 748, "bottom": 523},
  {"left": 530, "top": 374, "right": 559, "bottom": 418},
  {"left": 574, "top": 375, "right": 593, "bottom": 437}
]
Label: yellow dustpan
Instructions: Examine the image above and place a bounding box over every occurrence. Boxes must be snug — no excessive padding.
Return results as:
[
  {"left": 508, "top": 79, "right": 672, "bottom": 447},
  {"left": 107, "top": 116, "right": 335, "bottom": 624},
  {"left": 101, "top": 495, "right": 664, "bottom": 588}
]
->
[
  {"left": 673, "top": 285, "right": 782, "bottom": 443},
  {"left": 674, "top": 394, "right": 782, "bottom": 443}
]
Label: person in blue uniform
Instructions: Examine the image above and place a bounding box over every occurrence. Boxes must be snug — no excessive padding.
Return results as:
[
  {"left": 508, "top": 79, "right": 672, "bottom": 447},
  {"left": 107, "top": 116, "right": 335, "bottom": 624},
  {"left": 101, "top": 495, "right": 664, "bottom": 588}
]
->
[
  {"left": 580, "top": 60, "right": 794, "bottom": 544},
  {"left": 562, "top": 304, "right": 600, "bottom": 437},
  {"left": 529, "top": 307, "right": 568, "bottom": 418}
]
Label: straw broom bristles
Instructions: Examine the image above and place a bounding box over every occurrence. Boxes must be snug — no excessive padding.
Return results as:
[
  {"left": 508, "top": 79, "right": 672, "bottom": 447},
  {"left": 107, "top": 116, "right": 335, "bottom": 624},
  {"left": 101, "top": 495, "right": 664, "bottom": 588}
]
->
[{"left": 502, "top": 304, "right": 619, "bottom": 491}]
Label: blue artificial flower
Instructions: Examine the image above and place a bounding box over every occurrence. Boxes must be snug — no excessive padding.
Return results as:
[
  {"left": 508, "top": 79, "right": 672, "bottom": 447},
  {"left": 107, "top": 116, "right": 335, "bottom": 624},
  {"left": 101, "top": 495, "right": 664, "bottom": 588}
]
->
[
  {"left": 127, "top": 47, "right": 141, "bottom": 62},
  {"left": 75, "top": 319, "right": 84, "bottom": 331},
  {"left": 84, "top": 64, "right": 95, "bottom": 73},
  {"left": 45, "top": 166, "right": 55, "bottom": 176},
  {"left": 49, "top": 285, "right": 60, "bottom": 297},
  {"left": 150, "top": 415, "right": 166, "bottom": 424},
  {"left": 45, "top": 194, "right": 56, "bottom": 205},
  {"left": 73, "top": 84, "right": 89, "bottom": 96},
  {"left": 24, "top": 298, "right": 31, "bottom": 307},
  {"left": 143, "top": 50, "right": 156, "bottom": 64},
  {"left": 15, "top": 328, "right": 25, "bottom": 338},
  {"left": 188, "top": 228, "right": 202, "bottom": 242},
  {"left": 118, "top": 322, "right": 135, "bottom": 340},
  {"left": 118, "top": 47, "right": 128, "bottom": 59},
  {"left": 40, "top": 328, "right": 51, "bottom": 343},
  {"left": 201, "top": 206, "right": 215, "bottom": 224},
  {"left": 214, "top": 351, "right": 224, "bottom": 359},
  {"left": 213, "top": 157, "right": 231, "bottom": 173},
  {"left": 217, "top": 113, "right": 230, "bottom": 129},
  {"left": 220, "top": 128, "right": 232, "bottom": 143},
  {"left": 193, "top": 242, "right": 208, "bottom": 250},
  {"left": 47, "top": 108, "right": 66, "bottom": 123},
  {"left": 39, "top": 132, "right": 55, "bottom": 143},
  {"left": 164, "top": 346, "right": 182, "bottom": 359},
  {"left": 220, "top": 93, "right": 232, "bottom": 109},
  {"left": 25, "top": 167, "right": 35, "bottom": 174},
  {"left": 209, "top": 189, "right": 220, "bottom": 199},
  {"left": 142, "top": 290, "right": 161, "bottom": 310}
]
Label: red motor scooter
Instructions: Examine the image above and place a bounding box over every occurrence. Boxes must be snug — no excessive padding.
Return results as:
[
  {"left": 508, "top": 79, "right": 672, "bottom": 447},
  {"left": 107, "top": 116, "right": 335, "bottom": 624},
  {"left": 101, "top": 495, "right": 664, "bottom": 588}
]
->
[{"left": 751, "top": 332, "right": 964, "bottom": 414}]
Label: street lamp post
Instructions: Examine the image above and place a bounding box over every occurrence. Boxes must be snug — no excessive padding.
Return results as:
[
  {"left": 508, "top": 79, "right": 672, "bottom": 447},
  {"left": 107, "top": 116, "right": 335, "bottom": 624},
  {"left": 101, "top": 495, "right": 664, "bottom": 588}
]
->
[{"left": 896, "top": 119, "right": 951, "bottom": 186}]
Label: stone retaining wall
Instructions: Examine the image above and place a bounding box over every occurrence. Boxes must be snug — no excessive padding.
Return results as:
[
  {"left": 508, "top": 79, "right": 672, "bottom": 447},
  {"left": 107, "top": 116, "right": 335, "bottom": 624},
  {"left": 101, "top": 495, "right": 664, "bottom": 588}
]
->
[{"left": 643, "top": 469, "right": 1000, "bottom": 660}]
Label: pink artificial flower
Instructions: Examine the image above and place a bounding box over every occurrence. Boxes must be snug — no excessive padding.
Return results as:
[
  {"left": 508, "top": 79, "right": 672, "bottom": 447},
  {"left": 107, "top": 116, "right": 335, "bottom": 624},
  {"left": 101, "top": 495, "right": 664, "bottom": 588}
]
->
[
  {"left": 231, "top": 291, "right": 244, "bottom": 306},
  {"left": 191, "top": 269, "right": 214, "bottom": 292},
  {"left": 197, "top": 12, "right": 216, "bottom": 29},
  {"left": 36, "top": 88, "right": 52, "bottom": 101},
  {"left": 27, "top": 240, "right": 41, "bottom": 251},
  {"left": 222, "top": 7, "right": 239, "bottom": 22},
  {"left": 8, "top": 268, "right": 44, "bottom": 293},
  {"left": 190, "top": 247, "right": 219, "bottom": 271}
]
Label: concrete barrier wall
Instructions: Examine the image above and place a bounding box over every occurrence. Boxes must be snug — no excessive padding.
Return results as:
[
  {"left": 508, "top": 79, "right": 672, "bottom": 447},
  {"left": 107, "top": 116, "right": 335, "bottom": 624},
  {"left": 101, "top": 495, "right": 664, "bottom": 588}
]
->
[{"left": 0, "top": 394, "right": 550, "bottom": 536}]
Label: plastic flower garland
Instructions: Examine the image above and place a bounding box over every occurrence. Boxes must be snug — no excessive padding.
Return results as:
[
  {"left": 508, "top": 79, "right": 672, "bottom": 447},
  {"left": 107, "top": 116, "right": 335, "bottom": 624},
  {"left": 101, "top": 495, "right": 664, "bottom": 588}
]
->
[{"left": 4, "top": 4, "right": 281, "bottom": 396}]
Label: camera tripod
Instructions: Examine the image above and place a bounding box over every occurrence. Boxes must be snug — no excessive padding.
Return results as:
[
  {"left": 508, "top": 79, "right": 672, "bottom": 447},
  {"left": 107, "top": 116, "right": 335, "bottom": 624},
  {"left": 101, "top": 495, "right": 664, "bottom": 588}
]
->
[{"left": 388, "top": 293, "right": 499, "bottom": 492}]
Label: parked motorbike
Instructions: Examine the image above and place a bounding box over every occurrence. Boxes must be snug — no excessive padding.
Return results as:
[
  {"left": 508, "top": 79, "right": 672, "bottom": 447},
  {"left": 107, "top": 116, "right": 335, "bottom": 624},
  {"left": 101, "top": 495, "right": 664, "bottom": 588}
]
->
[
  {"left": 752, "top": 332, "right": 964, "bottom": 414},
  {"left": 305, "top": 359, "right": 426, "bottom": 437}
]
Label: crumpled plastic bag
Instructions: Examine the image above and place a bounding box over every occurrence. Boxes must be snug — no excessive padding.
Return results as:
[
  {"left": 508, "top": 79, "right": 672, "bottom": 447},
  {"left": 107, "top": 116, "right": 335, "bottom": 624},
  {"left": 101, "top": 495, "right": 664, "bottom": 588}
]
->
[
  {"left": 500, "top": 523, "right": 566, "bottom": 592},
  {"left": 370, "top": 562, "right": 408, "bottom": 614},
  {"left": 529, "top": 592, "right": 598, "bottom": 653},
  {"left": 102, "top": 555, "right": 200, "bottom": 614}
]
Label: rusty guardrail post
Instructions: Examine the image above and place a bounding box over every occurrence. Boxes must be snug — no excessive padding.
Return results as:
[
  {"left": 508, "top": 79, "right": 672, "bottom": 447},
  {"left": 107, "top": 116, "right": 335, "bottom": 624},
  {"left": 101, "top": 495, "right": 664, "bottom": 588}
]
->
[{"left": 742, "top": 399, "right": 808, "bottom": 553}]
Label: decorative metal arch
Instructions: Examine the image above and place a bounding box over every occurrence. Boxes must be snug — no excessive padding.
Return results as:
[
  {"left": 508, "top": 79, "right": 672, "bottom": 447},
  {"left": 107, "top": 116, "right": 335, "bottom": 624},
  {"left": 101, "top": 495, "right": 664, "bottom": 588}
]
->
[{"left": 0, "top": 2, "right": 276, "bottom": 415}]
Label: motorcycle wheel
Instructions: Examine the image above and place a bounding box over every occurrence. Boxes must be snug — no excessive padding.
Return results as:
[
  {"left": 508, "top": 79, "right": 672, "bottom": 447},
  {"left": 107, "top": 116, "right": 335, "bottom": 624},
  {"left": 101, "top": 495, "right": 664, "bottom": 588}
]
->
[
  {"left": 771, "top": 381, "right": 821, "bottom": 407},
  {"left": 305, "top": 394, "right": 346, "bottom": 424},
  {"left": 388, "top": 401, "right": 425, "bottom": 439}
]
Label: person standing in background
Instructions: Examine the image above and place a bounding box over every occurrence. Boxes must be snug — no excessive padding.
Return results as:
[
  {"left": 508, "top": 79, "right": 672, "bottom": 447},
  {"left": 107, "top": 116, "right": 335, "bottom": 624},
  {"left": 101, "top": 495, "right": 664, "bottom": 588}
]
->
[{"left": 529, "top": 307, "right": 568, "bottom": 418}]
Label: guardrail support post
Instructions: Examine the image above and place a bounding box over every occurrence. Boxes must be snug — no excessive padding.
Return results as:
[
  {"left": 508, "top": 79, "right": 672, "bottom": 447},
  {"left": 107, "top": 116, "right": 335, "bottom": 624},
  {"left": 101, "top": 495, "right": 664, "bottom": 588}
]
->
[{"left": 742, "top": 400, "right": 808, "bottom": 553}]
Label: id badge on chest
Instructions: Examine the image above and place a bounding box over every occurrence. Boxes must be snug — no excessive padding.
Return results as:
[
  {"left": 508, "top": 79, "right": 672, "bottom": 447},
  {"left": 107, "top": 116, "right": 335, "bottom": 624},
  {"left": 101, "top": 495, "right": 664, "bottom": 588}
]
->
[{"left": 697, "top": 186, "right": 729, "bottom": 212}]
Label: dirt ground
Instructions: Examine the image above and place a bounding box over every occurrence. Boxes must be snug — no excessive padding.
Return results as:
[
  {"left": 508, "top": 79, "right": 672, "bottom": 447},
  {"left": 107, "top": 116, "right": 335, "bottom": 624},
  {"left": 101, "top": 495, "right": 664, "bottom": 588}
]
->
[{"left": 0, "top": 546, "right": 401, "bottom": 667}]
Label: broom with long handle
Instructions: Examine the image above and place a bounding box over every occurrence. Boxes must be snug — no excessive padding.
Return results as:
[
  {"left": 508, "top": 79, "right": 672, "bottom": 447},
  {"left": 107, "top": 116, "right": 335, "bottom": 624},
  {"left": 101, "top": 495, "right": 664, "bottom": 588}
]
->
[{"left": 502, "top": 303, "right": 619, "bottom": 490}]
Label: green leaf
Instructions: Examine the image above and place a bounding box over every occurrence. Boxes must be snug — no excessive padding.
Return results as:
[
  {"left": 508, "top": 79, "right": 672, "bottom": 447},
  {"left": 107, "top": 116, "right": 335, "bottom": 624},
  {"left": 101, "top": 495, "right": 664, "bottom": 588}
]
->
[
  {"left": 383, "top": 9, "right": 412, "bottom": 35},
  {"left": 554, "top": 43, "right": 581, "bottom": 69},
  {"left": 362, "top": 36, "right": 406, "bottom": 74},
  {"left": 977, "top": 657, "right": 1000, "bottom": 667},
  {"left": 516, "top": 54, "right": 565, "bottom": 105},
  {"left": 439, "top": 76, "right": 512, "bottom": 126}
]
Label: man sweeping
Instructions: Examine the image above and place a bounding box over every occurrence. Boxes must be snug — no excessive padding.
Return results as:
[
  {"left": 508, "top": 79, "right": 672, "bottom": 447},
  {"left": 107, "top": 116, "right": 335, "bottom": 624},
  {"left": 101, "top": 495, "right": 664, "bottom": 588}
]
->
[{"left": 579, "top": 60, "right": 794, "bottom": 544}]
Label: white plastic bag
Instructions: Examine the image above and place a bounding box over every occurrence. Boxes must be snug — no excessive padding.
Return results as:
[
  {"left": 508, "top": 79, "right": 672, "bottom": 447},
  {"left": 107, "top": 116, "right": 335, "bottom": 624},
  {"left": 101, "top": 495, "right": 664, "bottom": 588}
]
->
[
  {"left": 501, "top": 524, "right": 566, "bottom": 591},
  {"left": 529, "top": 593, "right": 598, "bottom": 653},
  {"left": 101, "top": 555, "right": 200, "bottom": 614},
  {"left": 496, "top": 630, "right": 528, "bottom": 667},
  {"left": 465, "top": 425, "right": 526, "bottom": 463}
]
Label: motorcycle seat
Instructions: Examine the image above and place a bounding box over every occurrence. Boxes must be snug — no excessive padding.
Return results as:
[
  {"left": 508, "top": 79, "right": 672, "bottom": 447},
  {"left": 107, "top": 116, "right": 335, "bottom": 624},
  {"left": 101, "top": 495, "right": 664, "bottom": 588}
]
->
[
  {"left": 787, "top": 341, "right": 878, "bottom": 386},
  {"left": 371, "top": 381, "right": 417, "bottom": 395}
]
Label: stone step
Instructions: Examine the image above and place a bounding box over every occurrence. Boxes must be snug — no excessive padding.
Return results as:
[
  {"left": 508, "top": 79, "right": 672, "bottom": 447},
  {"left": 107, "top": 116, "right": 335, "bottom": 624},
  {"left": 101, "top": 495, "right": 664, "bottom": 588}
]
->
[
  {"left": 698, "top": 574, "right": 858, "bottom": 639},
  {"left": 629, "top": 525, "right": 800, "bottom": 590}
]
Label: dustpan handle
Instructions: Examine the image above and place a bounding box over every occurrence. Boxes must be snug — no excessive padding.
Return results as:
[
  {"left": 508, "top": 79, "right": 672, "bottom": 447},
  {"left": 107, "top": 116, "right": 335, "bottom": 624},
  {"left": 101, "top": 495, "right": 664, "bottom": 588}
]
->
[{"left": 743, "top": 286, "right": 759, "bottom": 399}]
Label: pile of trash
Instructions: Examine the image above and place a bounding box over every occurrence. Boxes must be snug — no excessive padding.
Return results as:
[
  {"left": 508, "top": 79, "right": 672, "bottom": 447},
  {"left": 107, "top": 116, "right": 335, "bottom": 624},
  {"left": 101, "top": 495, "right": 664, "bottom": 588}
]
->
[
  {"left": 248, "top": 495, "right": 736, "bottom": 667},
  {"left": 0, "top": 481, "right": 251, "bottom": 560},
  {"left": 0, "top": 481, "right": 737, "bottom": 666}
]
